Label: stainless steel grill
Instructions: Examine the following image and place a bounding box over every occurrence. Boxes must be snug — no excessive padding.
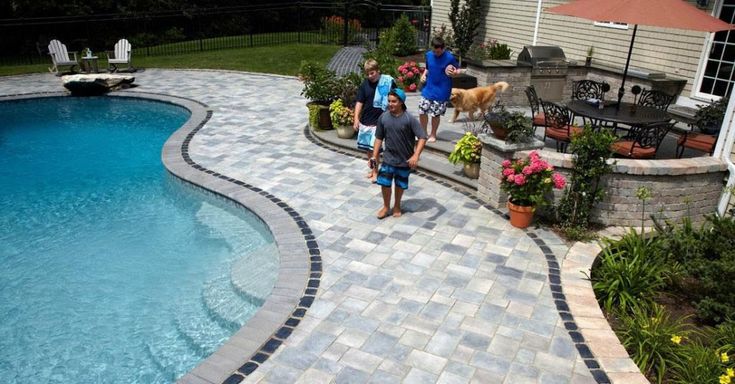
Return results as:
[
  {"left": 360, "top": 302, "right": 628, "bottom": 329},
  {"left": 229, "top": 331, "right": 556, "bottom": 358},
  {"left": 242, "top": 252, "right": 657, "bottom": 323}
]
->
[{"left": 517, "top": 45, "right": 569, "bottom": 101}]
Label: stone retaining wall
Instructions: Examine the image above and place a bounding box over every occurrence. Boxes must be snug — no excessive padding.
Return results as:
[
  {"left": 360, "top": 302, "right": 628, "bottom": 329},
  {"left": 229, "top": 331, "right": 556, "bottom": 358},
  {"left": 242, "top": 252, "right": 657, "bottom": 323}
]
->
[
  {"left": 478, "top": 136, "right": 729, "bottom": 227},
  {"left": 465, "top": 60, "right": 687, "bottom": 106}
]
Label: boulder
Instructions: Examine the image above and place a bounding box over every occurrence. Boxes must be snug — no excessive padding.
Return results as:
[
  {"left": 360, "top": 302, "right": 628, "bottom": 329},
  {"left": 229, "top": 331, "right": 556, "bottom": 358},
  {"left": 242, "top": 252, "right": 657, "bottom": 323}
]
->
[{"left": 62, "top": 74, "right": 136, "bottom": 96}]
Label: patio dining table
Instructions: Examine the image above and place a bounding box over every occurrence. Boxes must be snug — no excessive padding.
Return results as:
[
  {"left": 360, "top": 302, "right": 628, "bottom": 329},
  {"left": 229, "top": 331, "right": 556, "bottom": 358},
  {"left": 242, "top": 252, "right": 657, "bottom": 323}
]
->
[{"left": 567, "top": 100, "right": 671, "bottom": 128}]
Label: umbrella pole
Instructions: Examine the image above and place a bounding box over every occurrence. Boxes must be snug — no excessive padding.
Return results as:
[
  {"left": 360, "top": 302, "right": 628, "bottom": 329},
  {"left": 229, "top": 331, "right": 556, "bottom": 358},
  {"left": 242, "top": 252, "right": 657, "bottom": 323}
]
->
[{"left": 618, "top": 24, "right": 638, "bottom": 108}]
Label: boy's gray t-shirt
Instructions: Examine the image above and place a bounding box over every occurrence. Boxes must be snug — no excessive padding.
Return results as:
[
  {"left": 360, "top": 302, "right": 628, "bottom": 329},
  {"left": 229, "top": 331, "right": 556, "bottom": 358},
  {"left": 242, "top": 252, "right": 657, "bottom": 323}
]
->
[{"left": 375, "top": 111, "right": 427, "bottom": 167}]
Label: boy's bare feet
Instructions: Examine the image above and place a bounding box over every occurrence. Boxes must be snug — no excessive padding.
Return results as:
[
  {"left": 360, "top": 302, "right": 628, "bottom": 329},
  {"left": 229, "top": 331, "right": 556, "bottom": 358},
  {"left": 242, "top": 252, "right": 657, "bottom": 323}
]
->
[
  {"left": 392, "top": 208, "right": 402, "bottom": 217},
  {"left": 427, "top": 136, "right": 437, "bottom": 143},
  {"left": 377, "top": 207, "right": 390, "bottom": 220}
]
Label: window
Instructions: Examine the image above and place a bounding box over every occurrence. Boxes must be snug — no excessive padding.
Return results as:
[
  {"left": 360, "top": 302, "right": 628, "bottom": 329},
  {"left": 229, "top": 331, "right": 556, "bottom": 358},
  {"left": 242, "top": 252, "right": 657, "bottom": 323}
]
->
[{"left": 696, "top": 0, "right": 735, "bottom": 99}]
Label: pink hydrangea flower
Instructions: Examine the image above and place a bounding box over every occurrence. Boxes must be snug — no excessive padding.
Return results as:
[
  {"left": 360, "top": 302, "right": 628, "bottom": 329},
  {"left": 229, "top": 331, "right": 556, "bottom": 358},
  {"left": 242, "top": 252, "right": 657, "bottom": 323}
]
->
[
  {"left": 502, "top": 168, "right": 514, "bottom": 176},
  {"left": 552, "top": 173, "right": 566, "bottom": 189},
  {"left": 406, "top": 71, "right": 414, "bottom": 78},
  {"left": 409, "top": 83, "right": 417, "bottom": 91},
  {"left": 522, "top": 166, "right": 533, "bottom": 175},
  {"left": 502, "top": 159, "right": 512, "bottom": 167},
  {"left": 514, "top": 174, "right": 526, "bottom": 185}
]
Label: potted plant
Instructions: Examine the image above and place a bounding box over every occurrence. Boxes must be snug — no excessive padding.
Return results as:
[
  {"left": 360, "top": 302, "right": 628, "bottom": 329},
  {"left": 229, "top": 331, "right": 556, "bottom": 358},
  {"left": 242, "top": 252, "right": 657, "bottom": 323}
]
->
[
  {"left": 329, "top": 99, "right": 356, "bottom": 139},
  {"left": 299, "top": 61, "right": 338, "bottom": 130},
  {"left": 448, "top": 132, "right": 482, "bottom": 179},
  {"left": 483, "top": 101, "right": 511, "bottom": 138},
  {"left": 396, "top": 61, "right": 425, "bottom": 92},
  {"left": 694, "top": 97, "right": 729, "bottom": 134},
  {"left": 500, "top": 151, "right": 566, "bottom": 228}
]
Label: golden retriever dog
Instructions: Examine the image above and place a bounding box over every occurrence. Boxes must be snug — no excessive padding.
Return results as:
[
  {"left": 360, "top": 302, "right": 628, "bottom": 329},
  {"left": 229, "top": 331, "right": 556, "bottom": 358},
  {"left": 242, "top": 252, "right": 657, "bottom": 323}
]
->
[{"left": 449, "top": 81, "right": 510, "bottom": 122}]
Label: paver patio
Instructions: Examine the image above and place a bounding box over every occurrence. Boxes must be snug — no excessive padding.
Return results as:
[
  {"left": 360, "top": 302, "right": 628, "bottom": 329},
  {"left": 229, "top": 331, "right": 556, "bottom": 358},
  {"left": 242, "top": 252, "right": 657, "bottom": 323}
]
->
[{"left": 0, "top": 70, "right": 616, "bottom": 383}]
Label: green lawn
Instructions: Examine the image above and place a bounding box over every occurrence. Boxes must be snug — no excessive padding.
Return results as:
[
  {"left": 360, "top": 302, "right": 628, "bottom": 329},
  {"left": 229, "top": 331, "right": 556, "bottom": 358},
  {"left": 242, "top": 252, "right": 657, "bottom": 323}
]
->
[{"left": 0, "top": 43, "right": 341, "bottom": 77}]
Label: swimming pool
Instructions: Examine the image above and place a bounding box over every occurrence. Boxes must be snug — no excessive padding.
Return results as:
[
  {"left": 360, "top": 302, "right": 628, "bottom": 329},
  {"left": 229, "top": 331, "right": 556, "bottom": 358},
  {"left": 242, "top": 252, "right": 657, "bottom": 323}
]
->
[{"left": 0, "top": 96, "right": 279, "bottom": 383}]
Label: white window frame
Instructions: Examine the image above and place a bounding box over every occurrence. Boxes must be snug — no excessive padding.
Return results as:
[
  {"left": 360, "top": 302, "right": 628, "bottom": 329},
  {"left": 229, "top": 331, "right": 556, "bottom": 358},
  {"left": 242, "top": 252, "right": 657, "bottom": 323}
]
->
[
  {"left": 593, "top": 21, "right": 629, "bottom": 30},
  {"left": 693, "top": 0, "right": 730, "bottom": 101}
]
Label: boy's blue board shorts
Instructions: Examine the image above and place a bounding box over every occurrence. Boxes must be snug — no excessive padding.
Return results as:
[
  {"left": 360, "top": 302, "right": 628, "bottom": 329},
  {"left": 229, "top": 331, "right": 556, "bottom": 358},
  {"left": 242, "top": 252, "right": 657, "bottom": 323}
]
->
[{"left": 376, "top": 164, "right": 410, "bottom": 190}]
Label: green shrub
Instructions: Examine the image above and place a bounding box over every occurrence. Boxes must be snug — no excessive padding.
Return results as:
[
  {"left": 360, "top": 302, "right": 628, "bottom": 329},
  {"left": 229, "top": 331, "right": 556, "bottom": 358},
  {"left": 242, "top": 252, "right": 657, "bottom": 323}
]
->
[
  {"left": 391, "top": 15, "right": 418, "bottom": 56},
  {"left": 333, "top": 71, "right": 363, "bottom": 108},
  {"left": 467, "top": 39, "right": 512, "bottom": 60},
  {"left": 713, "top": 320, "right": 735, "bottom": 349},
  {"left": 449, "top": 0, "right": 483, "bottom": 61},
  {"left": 618, "top": 304, "right": 690, "bottom": 384},
  {"left": 298, "top": 61, "right": 337, "bottom": 103},
  {"left": 556, "top": 127, "right": 616, "bottom": 231},
  {"left": 669, "top": 342, "right": 723, "bottom": 384},
  {"left": 592, "top": 230, "right": 673, "bottom": 314},
  {"left": 362, "top": 45, "right": 399, "bottom": 80},
  {"left": 654, "top": 214, "right": 735, "bottom": 324}
]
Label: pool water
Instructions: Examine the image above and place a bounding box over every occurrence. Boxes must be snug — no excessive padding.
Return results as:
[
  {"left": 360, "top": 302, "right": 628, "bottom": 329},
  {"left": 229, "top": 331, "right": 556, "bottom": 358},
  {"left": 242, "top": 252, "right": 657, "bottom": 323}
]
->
[{"left": 0, "top": 97, "right": 278, "bottom": 383}]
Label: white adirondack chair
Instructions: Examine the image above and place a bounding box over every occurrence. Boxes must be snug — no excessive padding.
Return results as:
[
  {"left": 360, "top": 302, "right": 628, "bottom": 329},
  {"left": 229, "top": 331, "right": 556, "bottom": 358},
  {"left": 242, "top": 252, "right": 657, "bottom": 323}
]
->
[
  {"left": 106, "top": 39, "right": 133, "bottom": 72},
  {"left": 48, "top": 39, "right": 79, "bottom": 75}
]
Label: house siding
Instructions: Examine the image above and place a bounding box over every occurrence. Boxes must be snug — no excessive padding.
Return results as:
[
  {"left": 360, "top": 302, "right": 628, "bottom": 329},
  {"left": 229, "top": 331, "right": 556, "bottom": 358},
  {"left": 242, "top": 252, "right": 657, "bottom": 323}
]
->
[{"left": 430, "top": 0, "right": 713, "bottom": 97}]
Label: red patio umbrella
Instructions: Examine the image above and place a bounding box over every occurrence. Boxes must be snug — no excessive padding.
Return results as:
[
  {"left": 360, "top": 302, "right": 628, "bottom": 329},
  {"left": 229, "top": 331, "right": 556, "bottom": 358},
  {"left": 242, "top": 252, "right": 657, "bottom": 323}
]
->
[{"left": 546, "top": 0, "right": 735, "bottom": 105}]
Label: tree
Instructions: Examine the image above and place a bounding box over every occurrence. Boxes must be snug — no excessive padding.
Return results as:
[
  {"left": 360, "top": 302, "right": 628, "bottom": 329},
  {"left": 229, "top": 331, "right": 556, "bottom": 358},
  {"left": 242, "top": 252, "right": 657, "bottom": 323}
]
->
[{"left": 448, "top": 0, "right": 483, "bottom": 63}]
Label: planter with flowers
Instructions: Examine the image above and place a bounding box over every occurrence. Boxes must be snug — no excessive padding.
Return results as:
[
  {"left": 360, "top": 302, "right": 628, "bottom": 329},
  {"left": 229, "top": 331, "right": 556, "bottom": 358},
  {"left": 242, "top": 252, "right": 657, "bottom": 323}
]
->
[
  {"left": 329, "top": 99, "right": 356, "bottom": 139},
  {"left": 396, "top": 61, "right": 424, "bottom": 92},
  {"left": 448, "top": 132, "right": 482, "bottom": 179},
  {"left": 500, "top": 151, "right": 566, "bottom": 228}
]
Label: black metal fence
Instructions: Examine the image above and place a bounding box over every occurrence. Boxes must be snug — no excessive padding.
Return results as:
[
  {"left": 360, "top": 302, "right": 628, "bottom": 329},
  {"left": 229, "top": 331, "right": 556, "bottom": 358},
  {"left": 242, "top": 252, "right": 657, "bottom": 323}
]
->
[{"left": 0, "top": 1, "right": 431, "bottom": 66}]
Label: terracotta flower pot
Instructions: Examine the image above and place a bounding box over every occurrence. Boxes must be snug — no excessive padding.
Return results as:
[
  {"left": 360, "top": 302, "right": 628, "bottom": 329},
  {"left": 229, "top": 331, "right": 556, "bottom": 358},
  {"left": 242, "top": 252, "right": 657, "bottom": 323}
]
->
[
  {"left": 490, "top": 124, "right": 508, "bottom": 140},
  {"left": 507, "top": 201, "right": 535, "bottom": 229}
]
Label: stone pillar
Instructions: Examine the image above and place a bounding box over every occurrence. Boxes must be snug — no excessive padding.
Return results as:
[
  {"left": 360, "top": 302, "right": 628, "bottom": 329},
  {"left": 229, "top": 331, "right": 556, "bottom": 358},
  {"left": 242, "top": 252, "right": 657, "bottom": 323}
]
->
[{"left": 477, "top": 134, "right": 545, "bottom": 208}]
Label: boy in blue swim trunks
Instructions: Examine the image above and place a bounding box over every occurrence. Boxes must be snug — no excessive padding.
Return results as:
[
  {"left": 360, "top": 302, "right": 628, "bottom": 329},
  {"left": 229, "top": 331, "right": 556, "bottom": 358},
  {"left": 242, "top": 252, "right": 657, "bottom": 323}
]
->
[{"left": 372, "top": 88, "right": 427, "bottom": 219}]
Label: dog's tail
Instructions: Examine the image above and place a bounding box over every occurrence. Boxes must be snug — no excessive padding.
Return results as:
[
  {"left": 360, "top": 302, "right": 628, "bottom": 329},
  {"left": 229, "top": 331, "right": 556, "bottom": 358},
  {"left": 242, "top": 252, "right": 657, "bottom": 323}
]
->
[{"left": 493, "top": 81, "right": 510, "bottom": 93}]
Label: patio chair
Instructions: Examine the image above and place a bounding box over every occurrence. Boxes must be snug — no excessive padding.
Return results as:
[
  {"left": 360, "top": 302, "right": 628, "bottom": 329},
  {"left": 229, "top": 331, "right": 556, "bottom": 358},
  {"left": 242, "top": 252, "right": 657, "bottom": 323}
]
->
[
  {"left": 47, "top": 39, "right": 78, "bottom": 75},
  {"left": 106, "top": 39, "right": 133, "bottom": 72},
  {"left": 524, "top": 85, "right": 547, "bottom": 133},
  {"left": 637, "top": 88, "right": 675, "bottom": 111},
  {"left": 571, "top": 80, "right": 609, "bottom": 101},
  {"left": 676, "top": 121, "right": 720, "bottom": 158},
  {"left": 540, "top": 100, "right": 583, "bottom": 153},
  {"left": 611, "top": 121, "right": 674, "bottom": 159}
]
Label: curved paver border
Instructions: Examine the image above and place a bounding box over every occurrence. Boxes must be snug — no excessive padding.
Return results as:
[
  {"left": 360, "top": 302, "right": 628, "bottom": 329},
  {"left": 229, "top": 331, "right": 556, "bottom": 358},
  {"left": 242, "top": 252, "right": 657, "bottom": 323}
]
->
[
  {"left": 0, "top": 91, "right": 318, "bottom": 384},
  {"left": 305, "top": 126, "right": 613, "bottom": 383}
]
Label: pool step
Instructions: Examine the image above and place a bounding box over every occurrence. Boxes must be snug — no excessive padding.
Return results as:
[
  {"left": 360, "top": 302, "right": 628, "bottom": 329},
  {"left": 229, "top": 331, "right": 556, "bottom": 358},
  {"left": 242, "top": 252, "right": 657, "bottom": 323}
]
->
[
  {"left": 144, "top": 327, "right": 203, "bottom": 383},
  {"left": 201, "top": 275, "right": 260, "bottom": 333},
  {"left": 174, "top": 300, "right": 232, "bottom": 357},
  {"left": 230, "top": 242, "right": 279, "bottom": 301},
  {"left": 194, "top": 201, "right": 267, "bottom": 261}
]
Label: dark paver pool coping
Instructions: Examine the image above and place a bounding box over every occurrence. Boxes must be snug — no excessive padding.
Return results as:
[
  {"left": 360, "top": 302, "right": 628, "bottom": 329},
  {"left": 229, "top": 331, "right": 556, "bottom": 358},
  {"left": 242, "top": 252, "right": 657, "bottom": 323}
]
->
[{"left": 144, "top": 91, "right": 319, "bottom": 384}]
